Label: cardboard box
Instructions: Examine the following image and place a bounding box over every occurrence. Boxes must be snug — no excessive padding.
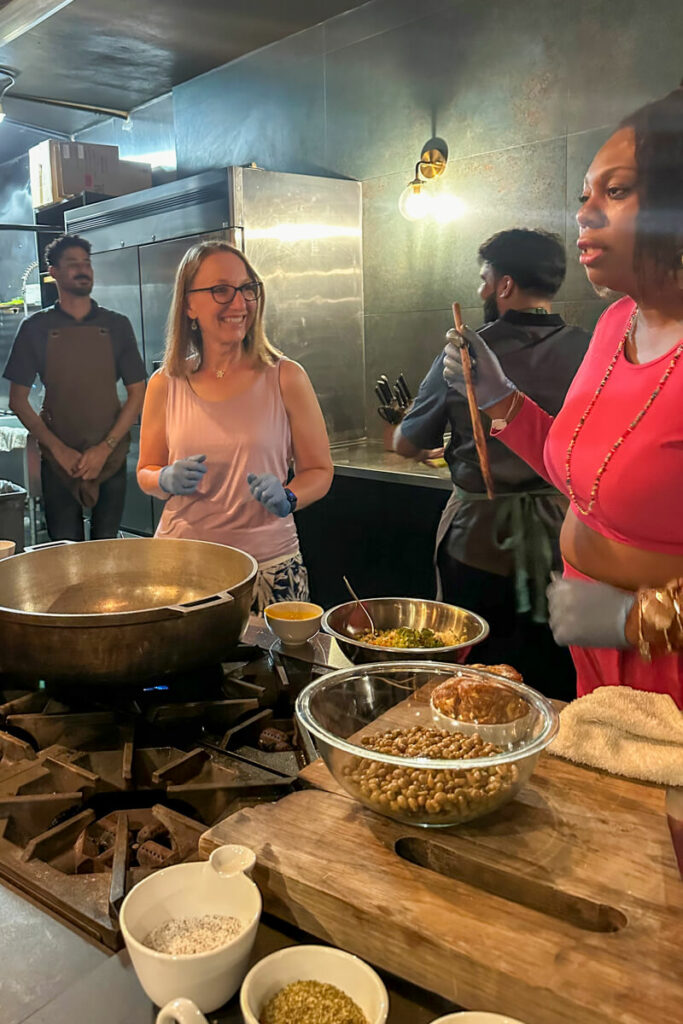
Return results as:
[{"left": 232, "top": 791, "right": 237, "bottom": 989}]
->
[{"left": 29, "top": 140, "right": 119, "bottom": 208}]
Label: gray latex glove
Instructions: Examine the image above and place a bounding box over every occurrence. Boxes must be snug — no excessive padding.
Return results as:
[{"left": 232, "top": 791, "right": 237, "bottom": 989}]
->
[
  {"left": 547, "top": 574, "right": 635, "bottom": 649},
  {"left": 159, "top": 454, "right": 207, "bottom": 495},
  {"left": 443, "top": 325, "right": 517, "bottom": 410}
]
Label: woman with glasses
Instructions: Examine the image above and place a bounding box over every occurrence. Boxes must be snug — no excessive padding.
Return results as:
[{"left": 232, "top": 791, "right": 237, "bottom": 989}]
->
[{"left": 137, "top": 240, "right": 333, "bottom": 609}]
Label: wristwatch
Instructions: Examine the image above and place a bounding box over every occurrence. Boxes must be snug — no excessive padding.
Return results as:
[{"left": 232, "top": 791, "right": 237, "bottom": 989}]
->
[
  {"left": 284, "top": 487, "right": 298, "bottom": 513},
  {"left": 105, "top": 435, "right": 118, "bottom": 451}
]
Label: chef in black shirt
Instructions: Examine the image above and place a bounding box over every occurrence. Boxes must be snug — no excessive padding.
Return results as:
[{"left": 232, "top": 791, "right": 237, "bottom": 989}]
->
[{"left": 394, "top": 229, "right": 590, "bottom": 695}]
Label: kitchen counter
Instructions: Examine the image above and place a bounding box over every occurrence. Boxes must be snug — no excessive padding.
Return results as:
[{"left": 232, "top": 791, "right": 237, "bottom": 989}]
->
[{"left": 331, "top": 439, "right": 452, "bottom": 491}]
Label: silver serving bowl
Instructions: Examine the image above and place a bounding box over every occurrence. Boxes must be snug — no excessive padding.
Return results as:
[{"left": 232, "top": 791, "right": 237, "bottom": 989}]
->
[{"left": 321, "top": 597, "right": 489, "bottom": 663}]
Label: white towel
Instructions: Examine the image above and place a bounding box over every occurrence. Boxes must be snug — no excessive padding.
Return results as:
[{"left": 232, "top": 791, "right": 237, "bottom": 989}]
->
[{"left": 549, "top": 686, "right": 683, "bottom": 786}]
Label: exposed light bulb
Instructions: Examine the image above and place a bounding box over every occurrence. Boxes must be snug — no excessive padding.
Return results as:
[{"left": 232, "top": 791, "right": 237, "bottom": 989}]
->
[
  {"left": 432, "top": 192, "right": 466, "bottom": 224},
  {"left": 398, "top": 182, "right": 433, "bottom": 221},
  {"left": 0, "top": 100, "right": 5, "bottom": 124}
]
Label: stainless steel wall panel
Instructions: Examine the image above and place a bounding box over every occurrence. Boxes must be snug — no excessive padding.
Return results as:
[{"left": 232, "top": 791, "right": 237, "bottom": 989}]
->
[
  {"left": 0, "top": 155, "right": 37, "bottom": 411},
  {"left": 238, "top": 167, "right": 364, "bottom": 443},
  {"left": 138, "top": 230, "right": 233, "bottom": 377}
]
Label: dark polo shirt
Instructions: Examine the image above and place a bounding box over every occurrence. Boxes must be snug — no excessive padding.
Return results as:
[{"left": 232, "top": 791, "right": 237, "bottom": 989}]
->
[{"left": 3, "top": 300, "right": 145, "bottom": 388}]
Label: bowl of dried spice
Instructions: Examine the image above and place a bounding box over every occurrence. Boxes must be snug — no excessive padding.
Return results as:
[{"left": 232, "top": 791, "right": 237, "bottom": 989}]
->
[
  {"left": 120, "top": 847, "right": 261, "bottom": 1013},
  {"left": 240, "top": 944, "right": 389, "bottom": 1024}
]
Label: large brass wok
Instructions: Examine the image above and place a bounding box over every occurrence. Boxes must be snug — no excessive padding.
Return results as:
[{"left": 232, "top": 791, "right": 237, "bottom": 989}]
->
[{"left": 0, "top": 538, "right": 257, "bottom": 683}]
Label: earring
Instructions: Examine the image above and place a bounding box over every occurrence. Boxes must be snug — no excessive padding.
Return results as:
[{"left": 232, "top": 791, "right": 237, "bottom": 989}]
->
[{"left": 191, "top": 318, "right": 198, "bottom": 332}]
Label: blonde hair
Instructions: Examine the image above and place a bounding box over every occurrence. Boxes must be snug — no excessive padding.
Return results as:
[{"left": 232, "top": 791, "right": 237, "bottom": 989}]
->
[{"left": 163, "top": 240, "right": 281, "bottom": 376}]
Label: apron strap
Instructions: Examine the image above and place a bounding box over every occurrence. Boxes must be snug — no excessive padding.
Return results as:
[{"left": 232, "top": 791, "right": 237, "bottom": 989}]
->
[{"left": 454, "top": 485, "right": 562, "bottom": 622}]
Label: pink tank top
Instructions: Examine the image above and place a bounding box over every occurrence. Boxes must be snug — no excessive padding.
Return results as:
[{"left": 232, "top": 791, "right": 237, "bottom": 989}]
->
[{"left": 155, "top": 359, "right": 299, "bottom": 563}]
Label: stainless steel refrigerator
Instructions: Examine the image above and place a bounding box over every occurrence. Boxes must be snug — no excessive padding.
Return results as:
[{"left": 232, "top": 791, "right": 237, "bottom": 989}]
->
[{"left": 65, "top": 167, "right": 364, "bottom": 536}]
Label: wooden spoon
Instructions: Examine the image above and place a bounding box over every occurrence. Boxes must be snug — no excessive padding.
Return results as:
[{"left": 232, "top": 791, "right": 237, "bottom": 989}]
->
[{"left": 452, "top": 302, "right": 495, "bottom": 499}]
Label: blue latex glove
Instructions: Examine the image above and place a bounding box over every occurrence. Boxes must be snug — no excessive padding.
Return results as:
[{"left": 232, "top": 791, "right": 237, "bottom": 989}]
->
[
  {"left": 159, "top": 454, "right": 207, "bottom": 495},
  {"left": 547, "top": 574, "right": 635, "bottom": 649},
  {"left": 443, "top": 324, "right": 517, "bottom": 410},
  {"left": 247, "top": 472, "right": 292, "bottom": 517}
]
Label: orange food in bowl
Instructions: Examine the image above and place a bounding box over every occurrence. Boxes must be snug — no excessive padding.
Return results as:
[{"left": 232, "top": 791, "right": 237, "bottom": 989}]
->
[
  {"left": 264, "top": 602, "right": 323, "bottom": 646},
  {"left": 432, "top": 667, "right": 528, "bottom": 725},
  {"left": 266, "top": 607, "right": 319, "bottom": 621}
]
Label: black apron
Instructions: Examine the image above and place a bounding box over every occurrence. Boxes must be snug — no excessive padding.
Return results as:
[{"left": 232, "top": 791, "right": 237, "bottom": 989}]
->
[{"left": 40, "top": 323, "right": 129, "bottom": 508}]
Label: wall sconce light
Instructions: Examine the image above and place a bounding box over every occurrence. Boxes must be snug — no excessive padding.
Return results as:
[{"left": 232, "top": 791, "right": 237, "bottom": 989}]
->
[
  {"left": 398, "top": 136, "right": 466, "bottom": 223},
  {"left": 398, "top": 137, "right": 449, "bottom": 221}
]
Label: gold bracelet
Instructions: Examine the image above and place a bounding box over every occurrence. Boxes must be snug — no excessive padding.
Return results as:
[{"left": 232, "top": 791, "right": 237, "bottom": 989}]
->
[
  {"left": 504, "top": 390, "right": 524, "bottom": 423},
  {"left": 636, "top": 580, "right": 683, "bottom": 659},
  {"left": 636, "top": 593, "right": 651, "bottom": 661},
  {"left": 490, "top": 391, "right": 524, "bottom": 431}
]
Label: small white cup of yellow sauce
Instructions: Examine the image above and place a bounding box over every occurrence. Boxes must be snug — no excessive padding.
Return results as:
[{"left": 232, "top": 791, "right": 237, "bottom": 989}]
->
[{"left": 264, "top": 601, "right": 323, "bottom": 646}]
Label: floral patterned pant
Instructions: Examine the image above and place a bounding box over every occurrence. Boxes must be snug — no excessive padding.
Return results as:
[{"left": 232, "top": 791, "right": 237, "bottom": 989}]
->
[{"left": 252, "top": 549, "right": 310, "bottom": 613}]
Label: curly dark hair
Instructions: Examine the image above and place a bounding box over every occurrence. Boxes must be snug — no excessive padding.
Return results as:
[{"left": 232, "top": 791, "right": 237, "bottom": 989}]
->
[
  {"left": 619, "top": 82, "right": 683, "bottom": 288},
  {"left": 44, "top": 233, "right": 91, "bottom": 269},
  {"left": 477, "top": 228, "right": 566, "bottom": 297}
]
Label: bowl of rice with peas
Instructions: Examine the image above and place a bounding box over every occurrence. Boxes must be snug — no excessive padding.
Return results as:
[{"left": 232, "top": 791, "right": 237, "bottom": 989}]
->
[{"left": 321, "top": 596, "right": 489, "bottom": 663}]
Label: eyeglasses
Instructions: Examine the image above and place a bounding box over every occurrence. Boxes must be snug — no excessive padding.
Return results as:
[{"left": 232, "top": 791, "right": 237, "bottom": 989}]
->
[{"left": 186, "top": 281, "right": 262, "bottom": 305}]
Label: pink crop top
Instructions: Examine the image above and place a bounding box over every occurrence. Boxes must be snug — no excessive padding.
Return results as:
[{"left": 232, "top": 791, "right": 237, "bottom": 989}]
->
[
  {"left": 155, "top": 359, "right": 299, "bottom": 563},
  {"left": 495, "top": 296, "right": 683, "bottom": 555}
]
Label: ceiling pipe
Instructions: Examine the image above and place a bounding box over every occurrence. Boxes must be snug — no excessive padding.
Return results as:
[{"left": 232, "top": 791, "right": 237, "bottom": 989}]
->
[
  {"left": 0, "top": 67, "right": 130, "bottom": 123},
  {"left": 8, "top": 92, "right": 130, "bottom": 120}
]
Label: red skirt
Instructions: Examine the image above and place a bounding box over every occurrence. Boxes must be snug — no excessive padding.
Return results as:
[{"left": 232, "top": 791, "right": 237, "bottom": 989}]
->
[{"left": 564, "top": 561, "right": 683, "bottom": 709}]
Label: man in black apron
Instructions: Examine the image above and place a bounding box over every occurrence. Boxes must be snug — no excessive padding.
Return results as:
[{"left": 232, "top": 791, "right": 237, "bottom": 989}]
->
[
  {"left": 394, "top": 229, "right": 591, "bottom": 697},
  {"left": 3, "top": 234, "right": 146, "bottom": 541}
]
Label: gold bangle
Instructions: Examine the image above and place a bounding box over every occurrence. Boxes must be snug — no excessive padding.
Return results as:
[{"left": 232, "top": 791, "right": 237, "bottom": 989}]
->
[
  {"left": 637, "top": 580, "right": 683, "bottom": 658},
  {"left": 637, "top": 593, "right": 651, "bottom": 661}
]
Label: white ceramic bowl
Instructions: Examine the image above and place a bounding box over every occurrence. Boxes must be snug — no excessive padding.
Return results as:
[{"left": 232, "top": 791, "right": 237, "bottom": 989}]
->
[
  {"left": 430, "top": 1014, "right": 529, "bottom": 1023},
  {"left": 264, "top": 601, "right": 323, "bottom": 646},
  {"left": 430, "top": 669, "right": 532, "bottom": 747},
  {"left": 120, "top": 853, "right": 261, "bottom": 1013},
  {"left": 240, "top": 944, "right": 389, "bottom": 1024}
]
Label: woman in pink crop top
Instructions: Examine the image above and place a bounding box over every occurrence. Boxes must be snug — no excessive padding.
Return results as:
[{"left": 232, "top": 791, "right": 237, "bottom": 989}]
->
[
  {"left": 443, "top": 84, "right": 683, "bottom": 708},
  {"left": 137, "top": 241, "right": 333, "bottom": 610}
]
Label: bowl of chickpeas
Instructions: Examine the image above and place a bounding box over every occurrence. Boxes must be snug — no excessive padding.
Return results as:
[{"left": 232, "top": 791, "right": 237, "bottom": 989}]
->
[{"left": 295, "top": 662, "right": 558, "bottom": 828}]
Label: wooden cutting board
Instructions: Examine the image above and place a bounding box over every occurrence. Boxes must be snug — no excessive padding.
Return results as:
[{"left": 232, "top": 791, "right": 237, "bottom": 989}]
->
[{"left": 200, "top": 754, "right": 682, "bottom": 1024}]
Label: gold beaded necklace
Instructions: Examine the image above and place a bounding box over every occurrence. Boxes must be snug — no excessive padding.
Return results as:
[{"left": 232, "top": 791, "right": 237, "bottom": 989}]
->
[{"left": 565, "top": 310, "right": 683, "bottom": 516}]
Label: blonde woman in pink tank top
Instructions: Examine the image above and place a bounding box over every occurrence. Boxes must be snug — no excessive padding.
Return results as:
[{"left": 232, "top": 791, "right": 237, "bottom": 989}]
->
[{"left": 137, "top": 241, "right": 333, "bottom": 610}]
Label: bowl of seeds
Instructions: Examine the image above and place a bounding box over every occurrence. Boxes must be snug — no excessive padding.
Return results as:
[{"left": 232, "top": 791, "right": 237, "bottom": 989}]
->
[
  {"left": 240, "top": 944, "right": 389, "bottom": 1024},
  {"left": 295, "top": 662, "right": 558, "bottom": 828},
  {"left": 120, "top": 849, "right": 261, "bottom": 1013}
]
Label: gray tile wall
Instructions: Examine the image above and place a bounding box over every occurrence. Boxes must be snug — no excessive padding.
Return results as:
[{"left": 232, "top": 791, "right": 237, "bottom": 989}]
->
[{"left": 170, "top": 0, "right": 683, "bottom": 439}]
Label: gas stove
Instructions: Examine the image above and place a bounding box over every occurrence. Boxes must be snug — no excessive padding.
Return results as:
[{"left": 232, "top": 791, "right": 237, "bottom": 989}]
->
[{"left": 0, "top": 620, "right": 343, "bottom": 948}]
